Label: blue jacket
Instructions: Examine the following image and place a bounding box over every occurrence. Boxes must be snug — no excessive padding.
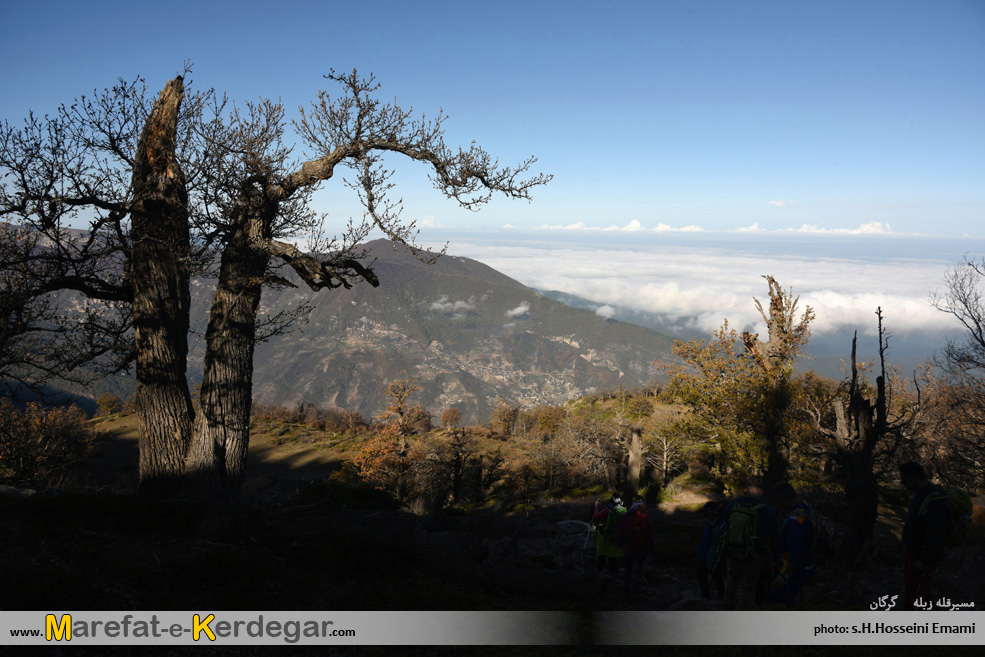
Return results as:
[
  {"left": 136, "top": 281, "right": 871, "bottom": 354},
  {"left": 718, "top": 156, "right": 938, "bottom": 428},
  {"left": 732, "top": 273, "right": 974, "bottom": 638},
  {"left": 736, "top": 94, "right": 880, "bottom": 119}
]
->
[{"left": 779, "top": 501, "right": 814, "bottom": 577}]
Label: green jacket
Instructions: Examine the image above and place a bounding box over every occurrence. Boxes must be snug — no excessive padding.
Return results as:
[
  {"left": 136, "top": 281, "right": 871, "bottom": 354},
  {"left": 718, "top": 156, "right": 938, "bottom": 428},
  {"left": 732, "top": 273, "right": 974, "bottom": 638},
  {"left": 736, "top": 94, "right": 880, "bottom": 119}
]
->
[{"left": 595, "top": 505, "right": 627, "bottom": 557}]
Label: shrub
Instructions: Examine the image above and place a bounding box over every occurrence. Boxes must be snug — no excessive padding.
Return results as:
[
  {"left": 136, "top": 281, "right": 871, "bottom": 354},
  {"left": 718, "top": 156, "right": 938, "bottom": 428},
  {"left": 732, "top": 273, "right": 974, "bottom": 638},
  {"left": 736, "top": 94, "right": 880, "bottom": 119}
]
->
[
  {"left": 0, "top": 399, "right": 95, "bottom": 488},
  {"left": 440, "top": 407, "right": 462, "bottom": 429},
  {"left": 96, "top": 393, "right": 123, "bottom": 416}
]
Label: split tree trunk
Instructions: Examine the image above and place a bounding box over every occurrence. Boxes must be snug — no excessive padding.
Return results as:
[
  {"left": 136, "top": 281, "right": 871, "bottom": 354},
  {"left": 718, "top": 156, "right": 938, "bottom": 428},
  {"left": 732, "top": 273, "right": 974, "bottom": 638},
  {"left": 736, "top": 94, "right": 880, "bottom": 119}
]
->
[
  {"left": 130, "top": 77, "right": 194, "bottom": 497},
  {"left": 829, "top": 395, "right": 880, "bottom": 565},
  {"left": 824, "top": 336, "right": 885, "bottom": 567}
]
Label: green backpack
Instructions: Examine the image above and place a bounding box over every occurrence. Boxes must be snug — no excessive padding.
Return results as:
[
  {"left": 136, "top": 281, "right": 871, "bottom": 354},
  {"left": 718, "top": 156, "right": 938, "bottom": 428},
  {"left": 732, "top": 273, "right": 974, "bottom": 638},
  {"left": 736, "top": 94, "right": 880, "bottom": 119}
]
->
[
  {"left": 722, "top": 502, "right": 765, "bottom": 560},
  {"left": 601, "top": 506, "right": 627, "bottom": 543},
  {"left": 920, "top": 487, "right": 973, "bottom": 547}
]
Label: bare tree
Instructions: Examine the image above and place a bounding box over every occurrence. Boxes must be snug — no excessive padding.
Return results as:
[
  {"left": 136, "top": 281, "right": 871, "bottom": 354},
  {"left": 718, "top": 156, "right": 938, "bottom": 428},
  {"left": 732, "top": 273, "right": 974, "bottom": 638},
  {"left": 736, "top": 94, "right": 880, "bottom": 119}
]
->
[
  {"left": 185, "top": 70, "right": 549, "bottom": 500},
  {"left": 642, "top": 411, "right": 692, "bottom": 486},
  {"left": 1, "top": 69, "right": 551, "bottom": 502},
  {"left": 562, "top": 407, "right": 622, "bottom": 488},
  {"left": 930, "top": 256, "right": 985, "bottom": 489},
  {"left": 0, "top": 79, "right": 151, "bottom": 398},
  {"left": 809, "top": 309, "right": 922, "bottom": 566}
]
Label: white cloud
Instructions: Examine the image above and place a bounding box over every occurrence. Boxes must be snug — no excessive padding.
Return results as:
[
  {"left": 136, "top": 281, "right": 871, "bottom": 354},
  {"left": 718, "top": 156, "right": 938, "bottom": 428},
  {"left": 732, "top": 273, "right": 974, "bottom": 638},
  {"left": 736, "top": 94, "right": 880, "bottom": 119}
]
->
[
  {"left": 505, "top": 303, "right": 531, "bottom": 318},
  {"left": 430, "top": 296, "right": 477, "bottom": 314},
  {"left": 503, "top": 220, "right": 915, "bottom": 237},
  {"left": 516, "top": 221, "right": 708, "bottom": 233},
  {"left": 778, "top": 222, "right": 894, "bottom": 235},
  {"left": 595, "top": 305, "right": 616, "bottom": 319},
  {"left": 768, "top": 200, "right": 795, "bottom": 208},
  {"left": 534, "top": 221, "right": 588, "bottom": 230},
  {"left": 419, "top": 215, "right": 442, "bottom": 228},
  {"left": 603, "top": 220, "right": 646, "bottom": 232},
  {"left": 430, "top": 234, "right": 969, "bottom": 343}
]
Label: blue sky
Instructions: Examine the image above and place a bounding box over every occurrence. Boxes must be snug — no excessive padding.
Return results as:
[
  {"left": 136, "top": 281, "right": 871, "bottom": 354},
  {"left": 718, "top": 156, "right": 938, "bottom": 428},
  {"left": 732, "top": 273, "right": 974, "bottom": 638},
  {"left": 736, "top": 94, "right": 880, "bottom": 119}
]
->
[
  {"left": 2, "top": 0, "right": 982, "bottom": 235},
  {"left": 2, "top": 0, "right": 983, "bottom": 349}
]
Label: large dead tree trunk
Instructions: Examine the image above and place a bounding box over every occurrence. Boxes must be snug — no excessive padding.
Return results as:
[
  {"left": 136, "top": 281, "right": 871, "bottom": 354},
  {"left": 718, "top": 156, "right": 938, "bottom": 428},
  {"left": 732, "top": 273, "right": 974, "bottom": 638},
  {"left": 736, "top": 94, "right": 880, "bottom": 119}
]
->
[
  {"left": 825, "top": 355, "right": 881, "bottom": 567},
  {"left": 814, "top": 315, "right": 905, "bottom": 568},
  {"left": 129, "top": 77, "right": 194, "bottom": 497},
  {"left": 625, "top": 426, "right": 644, "bottom": 497}
]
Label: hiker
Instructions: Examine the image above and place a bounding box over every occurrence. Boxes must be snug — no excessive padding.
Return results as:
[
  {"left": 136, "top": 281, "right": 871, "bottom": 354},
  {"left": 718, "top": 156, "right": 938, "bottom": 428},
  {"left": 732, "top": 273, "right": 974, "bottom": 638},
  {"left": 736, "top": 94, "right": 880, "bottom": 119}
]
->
[
  {"left": 767, "top": 482, "right": 816, "bottom": 608},
  {"left": 721, "top": 480, "right": 780, "bottom": 610},
  {"left": 617, "top": 494, "right": 657, "bottom": 598},
  {"left": 899, "top": 461, "right": 948, "bottom": 610},
  {"left": 593, "top": 493, "right": 627, "bottom": 574},
  {"left": 696, "top": 501, "right": 727, "bottom": 600}
]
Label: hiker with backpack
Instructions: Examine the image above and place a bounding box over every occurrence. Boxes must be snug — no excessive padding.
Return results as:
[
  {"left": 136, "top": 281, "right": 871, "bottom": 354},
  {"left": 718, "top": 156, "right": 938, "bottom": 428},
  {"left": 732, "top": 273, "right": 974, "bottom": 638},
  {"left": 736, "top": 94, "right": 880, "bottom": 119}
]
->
[
  {"left": 720, "top": 480, "right": 780, "bottom": 610},
  {"left": 695, "top": 501, "right": 727, "bottom": 600},
  {"left": 766, "top": 482, "right": 816, "bottom": 608},
  {"left": 593, "top": 493, "right": 627, "bottom": 575},
  {"left": 617, "top": 494, "right": 658, "bottom": 599},
  {"left": 899, "top": 461, "right": 949, "bottom": 610}
]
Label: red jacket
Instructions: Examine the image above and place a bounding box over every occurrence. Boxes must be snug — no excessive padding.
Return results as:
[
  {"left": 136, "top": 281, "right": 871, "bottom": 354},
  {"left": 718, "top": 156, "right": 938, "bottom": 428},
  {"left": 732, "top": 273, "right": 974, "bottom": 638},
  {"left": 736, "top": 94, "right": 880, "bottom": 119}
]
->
[{"left": 617, "top": 507, "right": 657, "bottom": 556}]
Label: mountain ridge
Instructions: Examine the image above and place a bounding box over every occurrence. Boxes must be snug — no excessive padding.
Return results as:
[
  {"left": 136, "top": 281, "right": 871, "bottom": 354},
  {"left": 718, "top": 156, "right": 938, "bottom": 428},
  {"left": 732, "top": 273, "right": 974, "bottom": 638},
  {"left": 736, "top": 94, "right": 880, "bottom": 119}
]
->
[{"left": 243, "top": 239, "right": 675, "bottom": 423}]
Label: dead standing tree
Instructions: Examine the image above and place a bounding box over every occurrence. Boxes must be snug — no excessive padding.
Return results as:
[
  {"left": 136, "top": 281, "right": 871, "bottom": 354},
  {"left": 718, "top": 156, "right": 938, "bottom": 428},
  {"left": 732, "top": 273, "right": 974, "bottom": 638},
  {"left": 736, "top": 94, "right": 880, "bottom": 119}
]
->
[
  {"left": 129, "top": 77, "right": 196, "bottom": 491},
  {"left": 809, "top": 308, "right": 921, "bottom": 567},
  {"left": 1, "top": 75, "right": 201, "bottom": 496}
]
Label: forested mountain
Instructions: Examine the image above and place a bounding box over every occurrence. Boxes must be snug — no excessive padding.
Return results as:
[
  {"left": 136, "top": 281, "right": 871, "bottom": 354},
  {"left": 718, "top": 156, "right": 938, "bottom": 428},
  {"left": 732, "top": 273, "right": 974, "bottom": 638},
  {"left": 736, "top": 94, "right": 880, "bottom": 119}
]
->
[{"left": 237, "top": 239, "right": 676, "bottom": 423}]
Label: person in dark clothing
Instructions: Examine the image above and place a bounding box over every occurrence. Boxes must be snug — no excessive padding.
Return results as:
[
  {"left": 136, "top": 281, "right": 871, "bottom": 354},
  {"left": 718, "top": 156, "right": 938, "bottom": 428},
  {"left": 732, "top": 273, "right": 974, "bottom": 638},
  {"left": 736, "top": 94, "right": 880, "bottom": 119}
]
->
[
  {"left": 721, "top": 480, "right": 780, "bottom": 609},
  {"left": 767, "top": 482, "right": 816, "bottom": 607},
  {"left": 617, "top": 494, "right": 658, "bottom": 599},
  {"left": 899, "top": 461, "right": 948, "bottom": 610},
  {"left": 696, "top": 501, "right": 726, "bottom": 600}
]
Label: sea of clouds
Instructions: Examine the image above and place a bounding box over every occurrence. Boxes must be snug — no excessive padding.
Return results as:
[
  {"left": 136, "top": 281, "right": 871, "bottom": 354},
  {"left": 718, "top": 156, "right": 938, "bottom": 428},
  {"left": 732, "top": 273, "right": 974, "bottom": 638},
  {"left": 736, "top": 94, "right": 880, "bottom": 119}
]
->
[{"left": 418, "top": 225, "right": 985, "bottom": 359}]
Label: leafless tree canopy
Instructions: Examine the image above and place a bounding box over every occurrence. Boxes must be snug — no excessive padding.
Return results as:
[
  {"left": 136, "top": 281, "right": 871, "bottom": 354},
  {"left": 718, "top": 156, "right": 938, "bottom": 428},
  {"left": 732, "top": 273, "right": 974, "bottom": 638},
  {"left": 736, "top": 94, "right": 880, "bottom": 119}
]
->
[
  {"left": 1, "top": 68, "right": 551, "bottom": 500},
  {"left": 929, "top": 256, "right": 985, "bottom": 488}
]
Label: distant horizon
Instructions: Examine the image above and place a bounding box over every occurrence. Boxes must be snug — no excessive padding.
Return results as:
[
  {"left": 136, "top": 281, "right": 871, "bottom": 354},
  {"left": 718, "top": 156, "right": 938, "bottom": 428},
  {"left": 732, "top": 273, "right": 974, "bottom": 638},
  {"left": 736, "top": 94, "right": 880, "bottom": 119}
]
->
[{"left": 413, "top": 226, "right": 981, "bottom": 364}]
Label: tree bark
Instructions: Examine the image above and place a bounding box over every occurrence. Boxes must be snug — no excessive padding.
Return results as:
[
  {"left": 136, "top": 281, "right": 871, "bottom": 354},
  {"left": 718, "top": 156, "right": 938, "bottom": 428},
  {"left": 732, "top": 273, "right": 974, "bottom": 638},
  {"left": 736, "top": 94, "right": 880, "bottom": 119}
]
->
[
  {"left": 129, "top": 77, "right": 194, "bottom": 497},
  {"left": 186, "top": 201, "right": 271, "bottom": 502}
]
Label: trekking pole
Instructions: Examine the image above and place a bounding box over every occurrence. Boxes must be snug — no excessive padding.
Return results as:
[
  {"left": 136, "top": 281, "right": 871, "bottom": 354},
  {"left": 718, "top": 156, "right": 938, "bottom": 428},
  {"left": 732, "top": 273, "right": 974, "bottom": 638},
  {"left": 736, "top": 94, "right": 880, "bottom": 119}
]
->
[{"left": 584, "top": 500, "right": 600, "bottom": 550}]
